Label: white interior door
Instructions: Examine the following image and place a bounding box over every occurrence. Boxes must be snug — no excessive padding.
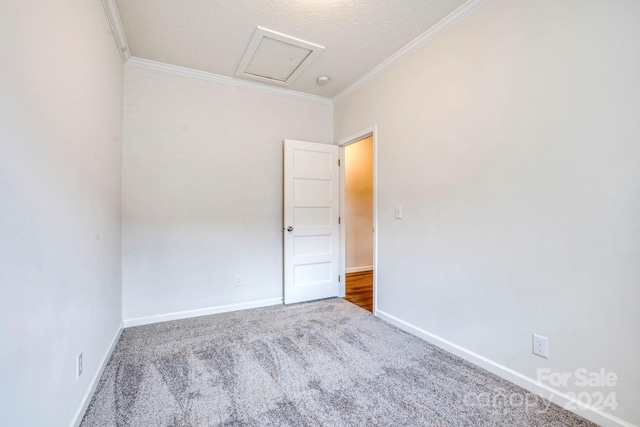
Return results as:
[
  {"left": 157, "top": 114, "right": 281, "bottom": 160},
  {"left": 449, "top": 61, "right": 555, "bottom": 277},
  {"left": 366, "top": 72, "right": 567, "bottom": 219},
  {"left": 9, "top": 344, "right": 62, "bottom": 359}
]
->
[{"left": 284, "top": 139, "right": 340, "bottom": 304}]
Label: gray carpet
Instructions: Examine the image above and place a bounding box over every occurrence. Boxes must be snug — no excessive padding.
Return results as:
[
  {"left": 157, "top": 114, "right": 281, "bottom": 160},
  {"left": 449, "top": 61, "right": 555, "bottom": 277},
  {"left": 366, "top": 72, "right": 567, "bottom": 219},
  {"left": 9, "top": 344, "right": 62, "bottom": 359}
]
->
[{"left": 81, "top": 298, "right": 595, "bottom": 426}]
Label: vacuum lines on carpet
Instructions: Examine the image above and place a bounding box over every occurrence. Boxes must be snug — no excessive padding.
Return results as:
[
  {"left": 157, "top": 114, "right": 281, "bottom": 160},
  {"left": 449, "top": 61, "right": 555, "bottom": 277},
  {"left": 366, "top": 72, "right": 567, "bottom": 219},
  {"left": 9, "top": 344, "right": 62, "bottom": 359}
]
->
[{"left": 80, "top": 298, "right": 595, "bottom": 426}]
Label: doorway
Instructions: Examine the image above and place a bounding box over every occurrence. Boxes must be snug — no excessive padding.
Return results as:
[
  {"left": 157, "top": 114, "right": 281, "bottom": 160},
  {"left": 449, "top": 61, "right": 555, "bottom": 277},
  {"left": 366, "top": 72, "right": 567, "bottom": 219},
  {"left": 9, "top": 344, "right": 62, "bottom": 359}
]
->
[{"left": 339, "top": 128, "right": 377, "bottom": 314}]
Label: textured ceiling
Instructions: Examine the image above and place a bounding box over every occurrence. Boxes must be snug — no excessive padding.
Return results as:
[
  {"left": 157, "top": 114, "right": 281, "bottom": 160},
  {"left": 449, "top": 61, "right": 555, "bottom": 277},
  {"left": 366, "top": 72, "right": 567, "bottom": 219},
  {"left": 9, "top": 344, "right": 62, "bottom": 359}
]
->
[{"left": 116, "top": 0, "right": 468, "bottom": 98}]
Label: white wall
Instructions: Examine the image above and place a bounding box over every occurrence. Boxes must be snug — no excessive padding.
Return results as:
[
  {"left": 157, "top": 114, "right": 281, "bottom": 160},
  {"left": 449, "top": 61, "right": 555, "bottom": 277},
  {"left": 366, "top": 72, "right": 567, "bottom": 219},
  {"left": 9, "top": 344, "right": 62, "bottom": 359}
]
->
[
  {"left": 345, "top": 137, "right": 374, "bottom": 271},
  {"left": 334, "top": 0, "right": 640, "bottom": 425},
  {"left": 0, "top": 1, "right": 124, "bottom": 426},
  {"left": 122, "top": 64, "right": 333, "bottom": 322}
]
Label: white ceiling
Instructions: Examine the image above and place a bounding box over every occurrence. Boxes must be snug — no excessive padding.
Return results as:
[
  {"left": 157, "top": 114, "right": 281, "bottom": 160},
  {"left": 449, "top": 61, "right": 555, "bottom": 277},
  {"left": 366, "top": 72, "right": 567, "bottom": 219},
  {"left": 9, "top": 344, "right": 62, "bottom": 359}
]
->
[{"left": 115, "top": 0, "right": 469, "bottom": 98}]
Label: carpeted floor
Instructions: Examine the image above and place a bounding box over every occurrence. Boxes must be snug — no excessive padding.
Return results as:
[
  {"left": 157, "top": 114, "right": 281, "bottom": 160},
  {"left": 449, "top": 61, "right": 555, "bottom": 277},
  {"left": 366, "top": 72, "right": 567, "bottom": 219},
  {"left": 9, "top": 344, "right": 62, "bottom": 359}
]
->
[{"left": 81, "top": 298, "right": 595, "bottom": 426}]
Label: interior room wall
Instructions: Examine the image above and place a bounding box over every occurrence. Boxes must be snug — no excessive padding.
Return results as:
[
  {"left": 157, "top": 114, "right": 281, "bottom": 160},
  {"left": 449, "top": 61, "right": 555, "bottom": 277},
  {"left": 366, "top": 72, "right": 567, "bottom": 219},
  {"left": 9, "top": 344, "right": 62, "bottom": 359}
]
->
[
  {"left": 121, "top": 64, "right": 333, "bottom": 322},
  {"left": 345, "top": 137, "right": 374, "bottom": 271},
  {"left": 0, "top": 1, "right": 124, "bottom": 426},
  {"left": 334, "top": 0, "right": 640, "bottom": 425}
]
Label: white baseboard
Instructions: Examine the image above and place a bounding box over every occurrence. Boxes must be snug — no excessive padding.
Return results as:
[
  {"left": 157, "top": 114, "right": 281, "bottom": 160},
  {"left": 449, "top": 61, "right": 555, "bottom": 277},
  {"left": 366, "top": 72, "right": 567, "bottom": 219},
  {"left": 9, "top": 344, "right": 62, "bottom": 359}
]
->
[
  {"left": 123, "top": 297, "right": 283, "bottom": 328},
  {"left": 345, "top": 265, "right": 374, "bottom": 274},
  {"left": 376, "top": 310, "right": 635, "bottom": 427},
  {"left": 71, "top": 322, "right": 123, "bottom": 427}
]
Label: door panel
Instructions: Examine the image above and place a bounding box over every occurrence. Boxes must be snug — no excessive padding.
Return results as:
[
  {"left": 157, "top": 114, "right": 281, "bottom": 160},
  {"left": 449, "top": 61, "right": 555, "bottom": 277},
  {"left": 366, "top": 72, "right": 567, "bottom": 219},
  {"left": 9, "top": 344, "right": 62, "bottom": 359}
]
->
[{"left": 284, "top": 139, "right": 339, "bottom": 304}]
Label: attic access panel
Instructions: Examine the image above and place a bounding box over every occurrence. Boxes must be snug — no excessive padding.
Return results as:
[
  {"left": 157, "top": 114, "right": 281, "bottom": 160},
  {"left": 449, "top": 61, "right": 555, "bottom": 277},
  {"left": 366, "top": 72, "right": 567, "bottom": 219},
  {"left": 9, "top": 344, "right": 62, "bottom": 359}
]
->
[{"left": 236, "top": 27, "right": 324, "bottom": 86}]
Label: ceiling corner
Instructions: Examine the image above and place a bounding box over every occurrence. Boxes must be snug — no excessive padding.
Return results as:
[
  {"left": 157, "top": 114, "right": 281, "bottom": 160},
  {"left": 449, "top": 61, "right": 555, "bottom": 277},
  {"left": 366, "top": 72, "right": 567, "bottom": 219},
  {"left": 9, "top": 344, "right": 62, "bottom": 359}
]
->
[{"left": 102, "top": 0, "right": 131, "bottom": 63}]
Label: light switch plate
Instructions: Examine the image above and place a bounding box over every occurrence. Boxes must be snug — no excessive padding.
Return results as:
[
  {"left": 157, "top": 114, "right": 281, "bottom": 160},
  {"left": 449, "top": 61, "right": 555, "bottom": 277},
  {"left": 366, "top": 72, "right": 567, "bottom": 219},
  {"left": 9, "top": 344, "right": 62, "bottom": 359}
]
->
[{"left": 395, "top": 205, "right": 403, "bottom": 219}]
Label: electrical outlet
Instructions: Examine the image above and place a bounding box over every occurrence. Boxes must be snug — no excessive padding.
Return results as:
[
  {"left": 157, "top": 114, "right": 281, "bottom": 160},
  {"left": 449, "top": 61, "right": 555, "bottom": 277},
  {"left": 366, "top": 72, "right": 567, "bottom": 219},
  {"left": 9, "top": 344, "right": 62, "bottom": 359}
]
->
[
  {"left": 532, "top": 334, "right": 549, "bottom": 359},
  {"left": 235, "top": 274, "right": 242, "bottom": 286},
  {"left": 77, "top": 352, "right": 83, "bottom": 379}
]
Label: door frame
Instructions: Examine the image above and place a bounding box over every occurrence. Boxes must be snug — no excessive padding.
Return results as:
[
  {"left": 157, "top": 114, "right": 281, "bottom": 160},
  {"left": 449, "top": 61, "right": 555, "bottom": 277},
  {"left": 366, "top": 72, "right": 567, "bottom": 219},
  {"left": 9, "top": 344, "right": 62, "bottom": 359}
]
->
[{"left": 337, "top": 126, "right": 378, "bottom": 315}]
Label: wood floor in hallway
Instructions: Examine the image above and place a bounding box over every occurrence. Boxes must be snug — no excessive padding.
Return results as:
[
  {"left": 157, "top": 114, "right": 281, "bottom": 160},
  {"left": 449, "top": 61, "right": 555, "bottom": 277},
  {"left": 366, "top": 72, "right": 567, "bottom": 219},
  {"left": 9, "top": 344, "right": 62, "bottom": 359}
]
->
[{"left": 344, "top": 270, "right": 373, "bottom": 312}]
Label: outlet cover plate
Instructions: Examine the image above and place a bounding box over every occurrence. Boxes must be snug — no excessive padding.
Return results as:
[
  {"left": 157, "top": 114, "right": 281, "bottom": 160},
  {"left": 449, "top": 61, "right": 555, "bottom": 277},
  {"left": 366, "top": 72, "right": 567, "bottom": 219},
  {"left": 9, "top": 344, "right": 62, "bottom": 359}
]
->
[{"left": 532, "top": 334, "right": 549, "bottom": 359}]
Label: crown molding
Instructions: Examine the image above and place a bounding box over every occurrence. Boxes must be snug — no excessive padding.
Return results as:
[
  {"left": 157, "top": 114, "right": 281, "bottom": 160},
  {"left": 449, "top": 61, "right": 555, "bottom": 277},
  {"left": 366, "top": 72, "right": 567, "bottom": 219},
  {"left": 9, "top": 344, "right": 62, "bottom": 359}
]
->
[
  {"left": 104, "top": 0, "right": 486, "bottom": 105},
  {"left": 126, "top": 57, "right": 334, "bottom": 105},
  {"left": 333, "top": 0, "right": 490, "bottom": 104},
  {"left": 102, "top": 0, "right": 130, "bottom": 62}
]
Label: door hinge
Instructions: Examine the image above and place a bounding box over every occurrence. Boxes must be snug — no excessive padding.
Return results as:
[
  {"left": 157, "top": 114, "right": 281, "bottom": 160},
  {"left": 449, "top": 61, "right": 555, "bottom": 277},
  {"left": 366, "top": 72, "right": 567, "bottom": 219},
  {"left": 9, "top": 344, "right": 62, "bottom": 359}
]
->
[
  {"left": 338, "top": 217, "right": 341, "bottom": 224},
  {"left": 338, "top": 159, "right": 341, "bottom": 166},
  {"left": 339, "top": 275, "right": 341, "bottom": 282}
]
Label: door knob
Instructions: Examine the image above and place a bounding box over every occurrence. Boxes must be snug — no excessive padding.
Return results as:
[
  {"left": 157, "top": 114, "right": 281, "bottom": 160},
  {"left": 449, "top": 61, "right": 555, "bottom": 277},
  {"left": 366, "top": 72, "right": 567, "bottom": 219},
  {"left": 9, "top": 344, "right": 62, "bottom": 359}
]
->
[{"left": 287, "top": 226, "right": 293, "bottom": 232}]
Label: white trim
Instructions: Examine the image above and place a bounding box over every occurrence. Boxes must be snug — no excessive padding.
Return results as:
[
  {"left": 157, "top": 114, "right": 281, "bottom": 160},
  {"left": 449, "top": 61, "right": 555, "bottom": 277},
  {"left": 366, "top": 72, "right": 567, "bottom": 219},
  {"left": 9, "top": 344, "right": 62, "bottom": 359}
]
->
[
  {"left": 339, "top": 148, "right": 346, "bottom": 299},
  {"left": 101, "top": 0, "right": 487, "bottom": 101},
  {"left": 333, "top": 0, "right": 489, "bottom": 104},
  {"left": 345, "top": 266, "right": 374, "bottom": 274},
  {"left": 101, "top": 0, "right": 130, "bottom": 62},
  {"left": 123, "top": 298, "right": 283, "bottom": 328},
  {"left": 337, "top": 126, "right": 378, "bottom": 315},
  {"left": 337, "top": 127, "right": 378, "bottom": 147},
  {"left": 71, "top": 323, "right": 123, "bottom": 427},
  {"left": 376, "top": 310, "right": 636, "bottom": 427},
  {"left": 126, "top": 57, "right": 333, "bottom": 106}
]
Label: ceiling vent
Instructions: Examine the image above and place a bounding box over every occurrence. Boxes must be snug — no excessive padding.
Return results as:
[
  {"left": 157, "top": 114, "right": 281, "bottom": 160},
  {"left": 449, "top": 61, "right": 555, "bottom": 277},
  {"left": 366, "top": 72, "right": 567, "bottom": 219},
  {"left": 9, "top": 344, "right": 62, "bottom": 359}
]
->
[{"left": 236, "top": 27, "right": 324, "bottom": 86}]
